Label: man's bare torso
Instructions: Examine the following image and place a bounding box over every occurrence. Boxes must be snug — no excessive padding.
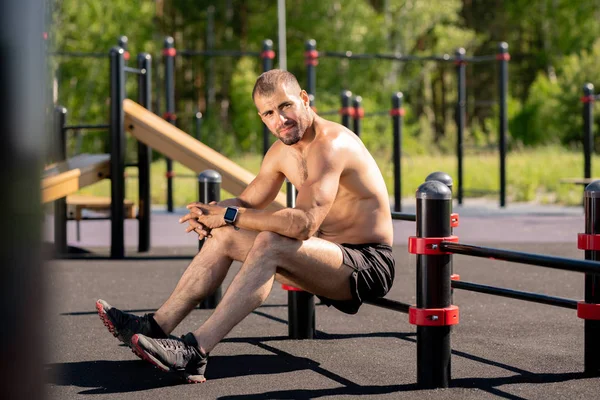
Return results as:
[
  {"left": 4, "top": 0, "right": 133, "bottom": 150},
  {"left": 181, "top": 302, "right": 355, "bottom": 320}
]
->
[{"left": 275, "top": 118, "right": 393, "bottom": 246}]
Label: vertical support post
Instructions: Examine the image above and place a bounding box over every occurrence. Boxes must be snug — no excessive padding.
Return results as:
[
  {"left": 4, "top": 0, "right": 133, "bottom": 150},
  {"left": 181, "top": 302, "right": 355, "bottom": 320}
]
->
[
  {"left": 198, "top": 170, "right": 222, "bottom": 309},
  {"left": 286, "top": 180, "right": 315, "bottom": 339},
  {"left": 118, "top": 35, "right": 130, "bottom": 62},
  {"left": 583, "top": 84, "right": 594, "bottom": 181},
  {"left": 137, "top": 53, "right": 152, "bottom": 252},
  {"left": 391, "top": 92, "right": 404, "bottom": 212},
  {"left": 352, "top": 95, "right": 363, "bottom": 137},
  {"left": 583, "top": 181, "right": 600, "bottom": 376},
  {"left": 261, "top": 39, "right": 275, "bottom": 156},
  {"left": 415, "top": 181, "right": 453, "bottom": 388},
  {"left": 53, "top": 106, "right": 68, "bottom": 255},
  {"left": 109, "top": 47, "right": 126, "bottom": 259},
  {"left": 163, "top": 36, "right": 176, "bottom": 212},
  {"left": 195, "top": 111, "right": 203, "bottom": 141},
  {"left": 305, "top": 39, "right": 317, "bottom": 108},
  {"left": 340, "top": 90, "right": 352, "bottom": 128},
  {"left": 455, "top": 48, "right": 466, "bottom": 205},
  {"left": 498, "top": 42, "right": 509, "bottom": 208},
  {"left": 205, "top": 6, "right": 215, "bottom": 118}
]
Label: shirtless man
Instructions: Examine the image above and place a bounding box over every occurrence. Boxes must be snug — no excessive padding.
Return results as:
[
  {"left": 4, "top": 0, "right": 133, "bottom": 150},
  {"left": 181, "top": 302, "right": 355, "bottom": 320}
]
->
[{"left": 96, "top": 69, "right": 394, "bottom": 383}]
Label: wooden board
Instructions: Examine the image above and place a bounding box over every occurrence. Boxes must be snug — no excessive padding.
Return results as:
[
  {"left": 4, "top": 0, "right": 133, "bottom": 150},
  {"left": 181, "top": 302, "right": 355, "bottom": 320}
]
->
[
  {"left": 123, "top": 99, "right": 286, "bottom": 210},
  {"left": 66, "top": 195, "right": 136, "bottom": 220},
  {"left": 41, "top": 154, "right": 111, "bottom": 203}
]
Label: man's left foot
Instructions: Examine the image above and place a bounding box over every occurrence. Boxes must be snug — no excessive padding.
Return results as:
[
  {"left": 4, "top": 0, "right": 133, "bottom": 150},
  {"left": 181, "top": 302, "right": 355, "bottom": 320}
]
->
[{"left": 131, "top": 332, "right": 208, "bottom": 383}]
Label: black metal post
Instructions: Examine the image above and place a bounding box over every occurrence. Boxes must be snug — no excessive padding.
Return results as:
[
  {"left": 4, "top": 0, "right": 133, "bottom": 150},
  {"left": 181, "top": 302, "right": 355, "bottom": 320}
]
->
[
  {"left": 341, "top": 90, "right": 352, "bottom": 128},
  {"left": 198, "top": 170, "right": 222, "bottom": 308},
  {"left": 163, "top": 36, "right": 176, "bottom": 212},
  {"left": 305, "top": 39, "right": 317, "bottom": 108},
  {"left": 392, "top": 92, "right": 404, "bottom": 212},
  {"left": 583, "top": 84, "right": 594, "bottom": 181},
  {"left": 415, "top": 181, "right": 453, "bottom": 388},
  {"left": 498, "top": 42, "right": 509, "bottom": 208},
  {"left": 286, "top": 180, "right": 315, "bottom": 339},
  {"left": 352, "top": 95, "right": 363, "bottom": 137},
  {"left": 53, "top": 106, "right": 68, "bottom": 256},
  {"left": 195, "top": 111, "right": 203, "bottom": 141},
  {"left": 109, "top": 47, "right": 126, "bottom": 259},
  {"left": 455, "top": 48, "right": 466, "bottom": 205},
  {"left": 137, "top": 53, "right": 152, "bottom": 252},
  {"left": 583, "top": 181, "right": 600, "bottom": 375},
  {"left": 262, "top": 39, "right": 274, "bottom": 156}
]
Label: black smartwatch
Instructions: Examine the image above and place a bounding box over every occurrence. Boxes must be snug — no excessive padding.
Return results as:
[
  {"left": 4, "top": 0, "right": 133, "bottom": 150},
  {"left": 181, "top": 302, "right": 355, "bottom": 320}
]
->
[{"left": 224, "top": 206, "right": 240, "bottom": 230}]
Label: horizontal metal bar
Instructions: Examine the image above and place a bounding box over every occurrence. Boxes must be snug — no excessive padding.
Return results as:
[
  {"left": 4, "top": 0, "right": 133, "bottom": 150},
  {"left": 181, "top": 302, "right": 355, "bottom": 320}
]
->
[
  {"left": 391, "top": 212, "right": 416, "bottom": 221},
  {"left": 452, "top": 280, "right": 578, "bottom": 310},
  {"left": 48, "top": 51, "right": 107, "bottom": 58},
  {"left": 63, "top": 124, "right": 110, "bottom": 131},
  {"left": 320, "top": 51, "right": 454, "bottom": 62},
  {"left": 464, "top": 55, "right": 498, "bottom": 63},
  {"left": 180, "top": 50, "right": 261, "bottom": 57},
  {"left": 364, "top": 297, "right": 411, "bottom": 313},
  {"left": 363, "top": 110, "right": 390, "bottom": 118},
  {"left": 124, "top": 66, "right": 146, "bottom": 75},
  {"left": 441, "top": 241, "right": 600, "bottom": 274}
]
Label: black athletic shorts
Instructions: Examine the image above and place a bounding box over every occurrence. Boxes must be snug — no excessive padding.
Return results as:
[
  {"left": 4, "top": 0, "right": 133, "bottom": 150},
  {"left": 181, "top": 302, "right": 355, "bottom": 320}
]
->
[{"left": 317, "top": 243, "right": 395, "bottom": 315}]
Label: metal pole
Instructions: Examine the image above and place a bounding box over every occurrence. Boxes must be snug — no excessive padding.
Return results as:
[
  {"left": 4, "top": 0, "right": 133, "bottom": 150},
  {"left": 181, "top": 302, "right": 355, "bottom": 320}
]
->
[
  {"left": 198, "top": 170, "right": 222, "bottom": 309},
  {"left": 53, "top": 106, "right": 68, "bottom": 256},
  {"left": 163, "top": 36, "right": 176, "bottom": 212},
  {"left": 415, "top": 181, "right": 453, "bottom": 388},
  {"left": 1, "top": 1, "right": 46, "bottom": 397},
  {"left": 305, "top": 39, "right": 317, "bottom": 108},
  {"left": 392, "top": 92, "right": 404, "bottom": 212},
  {"left": 262, "top": 39, "right": 274, "bottom": 156},
  {"left": 352, "top": 95, "right": 363, "bottom": 137},
  {"left": 583, "top": 181, "right": 600, "bottom": 375},
  {"left": 455, "top": 48, "right": 466, "bottom": 205},
  {"left": 286, "top": 180, "right": 315, "bottom": 339},
  {"left": 498, "top": 42, "right": 509, "bottom": 208},
  {"left": 109, "top": 47, "right": 126, "bottom": 259},
  {"left": 137, "top": 53, "right": 152, "bottom": 252},
  {"left": 195, "top": 111, "right": 203, "bottom": 141},
  {"left": 341, "top": 90, "right": 352, "bottom": 128},
  {"left": 583, "top": 84, "right": 594, "bottom": 181},
  {"left": 277, "top": 0, "right": 287, "bottom": 71}
]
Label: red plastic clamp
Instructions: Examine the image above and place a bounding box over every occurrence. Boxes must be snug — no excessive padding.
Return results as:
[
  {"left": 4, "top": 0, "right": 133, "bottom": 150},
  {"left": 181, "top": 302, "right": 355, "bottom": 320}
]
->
[
  {"left": 261, "top": 50, "right": 276, "bottom": 59},
  {"left": 577, "top": 301, "right": 600, "bottom": 320},
  {"left": 408, "top": 235, "right": 459, "bottom": 255},
  {"left": 451, "top": 213, "right": 460, "bottom": 228},
  {"left": 409, "top": 305, "right": 459, "bottom": 326},
  {"left": 450, "top": 274, "right": 460, "bottom": 281},
  {"left": 281, "top": 284, "right": 304, "bottom": 292},
  {"left": 162, "top": 47, "right": 177, "bottom": 57},
  {"left": 577, "top": 233, "right": 600, "bottom": 251},
  {"left": 389, "top": 108, "right": 405, "bottom": 117}
]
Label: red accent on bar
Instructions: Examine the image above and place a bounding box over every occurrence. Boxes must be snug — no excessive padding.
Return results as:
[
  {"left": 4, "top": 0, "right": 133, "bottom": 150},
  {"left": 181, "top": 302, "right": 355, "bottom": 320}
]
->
[
  {"left": 408, "top": 235, "right": 459, "bottom": 255},
  {"left": 577, "top": 233, "right": 600, "bottom": 250},
  {"left": 339, "top": 107, "right": 355, "bottom": 117},
  {"left": 496, "top": 53, "right": 511, "bottom": 61},
  {"left": 409, "top": 305, "right": 459, "bottom": 326},
  {"left": 163, "top": 112, "right": 177, "bottom": 121},
  {"left": 43, "top": 32, "right": 48, "bottom": 40},
  {"left": 354, "top": 107, "right": 364, "bottom": 119},
  {"left": 165, "top": 171, "right": 176, "bottom": 178},
  {"left": 577, "top": 301, "right": 600, "bottom": 320},
  {"left": 389, "top": 108, "right": 405, "bottom": 117},
  {"left": 304, "top": 50, "right": 319, "bottom": 66},
  {"left": 162, "top": 48, "right": 177, "bottom": 57},
  {"left": 450, "top": 274, "right": 460, "bottom": 281},
  {"left": 454, "top": 60, "right": 467, "bottom": 66},
  {"left": 124, "top": 51, "right": 130, "bottom": 61},
  {"left": 581, "top": 96, "right": 595, "bottom": 103},
  {"left": 261, "top": 50, "right": 276, "bottom": 59},
  {"left": 451, "top": 213, "right": 459, "bottom": 228},
  {"left": 281, "top": 284, "right": 304, "bottom": 292}
]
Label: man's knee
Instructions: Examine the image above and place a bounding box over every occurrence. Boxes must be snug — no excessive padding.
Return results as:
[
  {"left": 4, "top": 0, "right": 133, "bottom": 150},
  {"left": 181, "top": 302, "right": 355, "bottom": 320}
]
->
[
  {"left": 250, "top": 231, "right": 298, "bottom": 259},
  {"left": 199, "top": 225, "right": 237, "bottom": 254}
]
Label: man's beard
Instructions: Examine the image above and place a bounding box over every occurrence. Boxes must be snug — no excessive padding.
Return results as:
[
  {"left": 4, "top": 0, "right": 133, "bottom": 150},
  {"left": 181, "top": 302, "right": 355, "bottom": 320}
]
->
[{"left": 278, "top": 126, "right": 302, "bottom": 145}]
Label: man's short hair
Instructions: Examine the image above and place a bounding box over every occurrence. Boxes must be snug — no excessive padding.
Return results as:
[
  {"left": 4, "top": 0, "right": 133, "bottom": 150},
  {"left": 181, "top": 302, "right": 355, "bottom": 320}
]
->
[{"left": 252, "top": 69, "right": 301, "bottom": 101}]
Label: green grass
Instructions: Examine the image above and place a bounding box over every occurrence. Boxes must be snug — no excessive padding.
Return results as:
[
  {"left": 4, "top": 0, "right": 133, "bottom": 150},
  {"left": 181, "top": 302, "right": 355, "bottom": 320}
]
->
[{"left": 76, "top": 146, "right": 599, "bottom": 207}]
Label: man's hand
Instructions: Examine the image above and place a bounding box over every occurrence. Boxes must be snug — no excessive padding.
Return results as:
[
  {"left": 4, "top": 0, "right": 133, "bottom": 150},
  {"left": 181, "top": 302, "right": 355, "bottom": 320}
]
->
[{"left": 179, "top": 201, "right": 227, "bottom": 232}]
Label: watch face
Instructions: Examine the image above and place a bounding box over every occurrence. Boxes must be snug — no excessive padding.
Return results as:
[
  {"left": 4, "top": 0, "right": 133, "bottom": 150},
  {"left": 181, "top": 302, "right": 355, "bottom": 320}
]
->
[{"left": 224, "top": 207, "right": 238, "bottom": 222}]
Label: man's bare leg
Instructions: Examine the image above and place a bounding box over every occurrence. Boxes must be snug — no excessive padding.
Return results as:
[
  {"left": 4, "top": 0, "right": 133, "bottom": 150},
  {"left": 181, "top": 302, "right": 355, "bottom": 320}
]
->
[
  {"left": 153, "top": 225, "right": 261, "bottom": 334},
  {"left": 192, "top": 231, "right": 354, "bottom": 353}
]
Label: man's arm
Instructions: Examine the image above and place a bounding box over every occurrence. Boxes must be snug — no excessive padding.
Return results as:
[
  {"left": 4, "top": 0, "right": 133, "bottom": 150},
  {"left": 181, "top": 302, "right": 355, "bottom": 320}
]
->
[{"left": 233, "top": 143, "right": 344, "bottom": 240}]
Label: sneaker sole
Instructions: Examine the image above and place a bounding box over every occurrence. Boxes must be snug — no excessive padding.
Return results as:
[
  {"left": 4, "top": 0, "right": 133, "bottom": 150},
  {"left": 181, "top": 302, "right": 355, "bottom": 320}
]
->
[
  {"left": 131, "top": 334, "right": 206, "bottom": 384},
  {"left": 96, "top": 300, "right": 146, "bottom": 361}
]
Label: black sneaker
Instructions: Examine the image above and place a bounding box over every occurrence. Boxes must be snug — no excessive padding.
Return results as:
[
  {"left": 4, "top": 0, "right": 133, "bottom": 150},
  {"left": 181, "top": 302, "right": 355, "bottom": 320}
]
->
[
  {"left": 96, "top": 299, "right": 166, "bottom": 345},
  {"left": 131, "top": 332, "right": 208, "bottom": 383}
]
